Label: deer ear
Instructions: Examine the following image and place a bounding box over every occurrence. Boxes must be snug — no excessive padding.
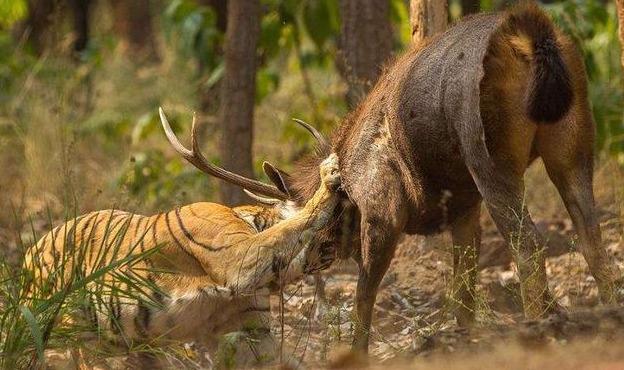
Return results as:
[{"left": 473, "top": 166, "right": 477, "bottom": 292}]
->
[{"left": 262, "top": 161, "right": 292, "bottom": 197}]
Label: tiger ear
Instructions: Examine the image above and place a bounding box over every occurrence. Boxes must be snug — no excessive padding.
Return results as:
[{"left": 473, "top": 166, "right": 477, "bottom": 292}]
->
[{"left": 262, "top": 161, "right": 292, "bottom": 198}]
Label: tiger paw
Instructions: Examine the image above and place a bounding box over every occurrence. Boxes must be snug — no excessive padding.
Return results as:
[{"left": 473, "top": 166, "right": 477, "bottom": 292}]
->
[{"left": 319, "top": 153, "right": 341, "bottom": 192}]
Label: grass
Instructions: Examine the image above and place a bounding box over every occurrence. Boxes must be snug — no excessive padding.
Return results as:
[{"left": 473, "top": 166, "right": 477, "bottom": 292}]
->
[
  {"left": 0, "top": 210, "right": 166, "bottom": 369},
  {"left": 1, "top": 1, "right": 623, "bottom": 367},
  {"left": 0, "top": 18, "right": 347, "bottom": 366}
]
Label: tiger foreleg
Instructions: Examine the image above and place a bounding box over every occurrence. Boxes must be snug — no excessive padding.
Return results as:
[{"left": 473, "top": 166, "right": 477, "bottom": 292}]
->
[{"left": 227, "top": 153, "right": 341, "bottom": 294}]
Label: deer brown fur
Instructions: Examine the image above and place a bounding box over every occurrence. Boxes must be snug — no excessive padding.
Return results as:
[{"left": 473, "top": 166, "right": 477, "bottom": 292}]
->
[{"left": 276, "top": 2, "right": 623, "bottom": 352}]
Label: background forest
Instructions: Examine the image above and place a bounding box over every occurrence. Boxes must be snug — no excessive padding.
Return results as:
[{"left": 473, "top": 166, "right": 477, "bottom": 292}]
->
[
  {"left": 1, "top": 0, "right": 624, "bottom": 368},
  {"left": 0, "top": 0, "right": 622, "bottom": 258}
]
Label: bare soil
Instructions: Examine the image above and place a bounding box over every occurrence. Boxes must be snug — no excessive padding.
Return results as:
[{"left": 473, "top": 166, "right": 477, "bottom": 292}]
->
[
  {"left": 271, "top": 162, "right": 624, "bottom": 368},
  {"left": 27, "top": 161, "right": 624, "bottom": 368}
]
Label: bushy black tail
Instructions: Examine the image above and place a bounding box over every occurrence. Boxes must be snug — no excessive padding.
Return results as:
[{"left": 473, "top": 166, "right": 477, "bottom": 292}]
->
[{"left": 504, "top": 2, "right": 573, "bottom": 123}]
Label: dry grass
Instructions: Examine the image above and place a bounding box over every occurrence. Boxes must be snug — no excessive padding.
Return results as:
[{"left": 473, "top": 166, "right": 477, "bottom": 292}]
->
[
  {"left": 3, "top": 16, "right": 624, "bottom": 368},
  {"left": 0, "top": 39, "right": 346, "bottom": 261},
  {"left": 405, "top": 337, "right": 624, "bottom": 370}
]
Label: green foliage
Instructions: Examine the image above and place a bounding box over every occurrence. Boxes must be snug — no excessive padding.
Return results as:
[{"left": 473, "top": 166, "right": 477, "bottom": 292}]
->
[
  {"left": 163, "top": 0, "right": 222, "bottom": 72},
  {"left": 0, "top": 0, "right": 26, "bottom": 29},
  {"left": 0, "top": 213, "right": 163, "bottom": 368},
  {"left": 390, "top": 0, "right": 412, "bottom": 47},
  {"left": 546, "top": 0, "right": 624, "bottom": 154},
  {"left": 480, "top": 0, "right": 495, "bottom": 12},
  {"left": 116, "top": 148, "right": 213, "bottom": 208},
  {"left": 302, "top": 0, "right": 340, "bottom": 51}
]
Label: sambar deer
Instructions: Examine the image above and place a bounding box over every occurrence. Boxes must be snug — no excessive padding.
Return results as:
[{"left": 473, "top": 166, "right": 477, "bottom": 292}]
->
[{"left": 207, "top": 2, "right": 623, "bottom": 352}]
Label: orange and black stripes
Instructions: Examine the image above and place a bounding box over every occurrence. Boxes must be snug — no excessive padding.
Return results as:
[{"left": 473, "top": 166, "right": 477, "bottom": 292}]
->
[
  {"left": 174, "top": 207, "right": 231, "bottom": 252},
  {"left": 22, "top": 203, "right": 286, "bottom": 339},
  {"left": 22, "top": 161, "right": 339, "bottom": 348}
]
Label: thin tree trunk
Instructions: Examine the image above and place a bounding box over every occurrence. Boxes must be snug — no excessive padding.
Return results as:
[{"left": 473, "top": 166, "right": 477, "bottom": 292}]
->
[
  {"left": 338, "top": 0, "right": 393, "bottom": 108},
  {"left": 24, "top": 0, "right": 55, "bottom": 54},
  {"left": 617, "top": 0, "right": 624, "bottom": 76},
  {"left": 110, "top": 0, "right": 158, "bottom": 61},
  {"left": 461, "top": 0, "right": 480, "bottom": 16},
  {"left": 219, "top": 0, "right": 260, "bottom": 206},
  {"left": 410, "top": 0, "right": 448, "bottom": 44},
  {"left": 203, "top": 0, "right": 228, "bottom": 34},
  {"left": 68, "top": 0, "right": 91, "bottom": 52}
]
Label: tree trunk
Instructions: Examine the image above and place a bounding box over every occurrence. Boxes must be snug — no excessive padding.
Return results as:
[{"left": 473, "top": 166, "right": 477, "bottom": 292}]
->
[
  {"left": 203, "top": 0, "right": 228, "bottom": 34},
  {"left": 617, "top": 0, "right": 624, "bottom": 76},
  {"left": 24, "top": 0, "right": 55, "bottom": 54},
  {"left": 338, "top": 0, "right": 393, "bottom": 108},
  {"left": 410, "top": 0, "right": 448, "bottom": 44},
  {"left": 461, "top": 0, "right": 480, "bottom": 16},
  {"left": 218, "top": 0, "right": 260, "bottom": 206},
  {"left": 68, "top": 0, "right": 91, "bottom": 52},
  {"left": 110, "top": 0, "right": 158, "bottom": 61}
]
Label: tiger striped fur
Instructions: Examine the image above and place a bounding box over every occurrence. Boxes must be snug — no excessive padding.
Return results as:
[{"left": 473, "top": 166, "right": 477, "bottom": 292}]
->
[{"left": 24, "top": 153, "right": 341, "bottom": 366}]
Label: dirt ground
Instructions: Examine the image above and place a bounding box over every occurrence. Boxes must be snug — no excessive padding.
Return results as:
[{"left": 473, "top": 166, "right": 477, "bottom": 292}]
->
[
  {"left": 26, "top": 161, "right": 624, "bottom": 368},
  {"left": 270, "top": 162, "right": 624, "bottom": 368}
]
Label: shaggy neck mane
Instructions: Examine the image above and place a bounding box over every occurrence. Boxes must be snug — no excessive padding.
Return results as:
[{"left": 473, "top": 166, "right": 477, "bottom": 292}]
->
[
  {"left": 289, "top": 102, "right": 366, "bottom": 205},
  {"left": 289, "top": 145, "right": 331, "bottom": 205},
  {"left": 289, "top": 51, "right": 401, "bottom": 205}
]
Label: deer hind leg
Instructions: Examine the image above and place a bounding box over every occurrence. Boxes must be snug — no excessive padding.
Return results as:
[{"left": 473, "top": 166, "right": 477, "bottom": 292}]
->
[
  {"left": 457, "top": 111, "right": 550, "bottom": 317},
  {"left": 488, "top": 180, "right": 553, "bottom": 318},
  {"left": 449, "top": 202, "right": 482, "bottom": 326},
  {"left": 538, "top": 126, "right": 622, "bottom": 303},
  {"left": 466, "top": 158, "right": 553, "bottom": 319}
]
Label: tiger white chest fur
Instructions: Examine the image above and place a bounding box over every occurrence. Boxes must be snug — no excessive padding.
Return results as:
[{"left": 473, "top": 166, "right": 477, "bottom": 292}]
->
[
  {"left": 113, "top": 287, "right": 271, "bottom": 346},
  {"left": 109, "top": 246, "right": 310, "bottom": 346}
]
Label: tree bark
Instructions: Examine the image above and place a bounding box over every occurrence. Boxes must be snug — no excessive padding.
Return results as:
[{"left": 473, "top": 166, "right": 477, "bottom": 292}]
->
[
  {"left": 110, "top": 0, "right": 158, "bottom": 61},
  {"left": 338, "top": 0, "right": 393, "bottom": 108},
  {"left": 218, "top": 0, "right": 260, "bottom": 206},
  {"left": 617, "top": 0, "right": 624, "bottom": 76},
  {"left": 24, "top": 0, "right": 55, "bottom": 54},
  {"left": 410, "top": 0, "right": 448, "bottom": 44},
  {"left": 461, "top": 0, "right": 480, "bottom": 16},
  {"left": 203, "top": 0, "right": 228, "bottom": 34},
  {"left": 68, "top": 0, "right": 91, "bottom": 52}
]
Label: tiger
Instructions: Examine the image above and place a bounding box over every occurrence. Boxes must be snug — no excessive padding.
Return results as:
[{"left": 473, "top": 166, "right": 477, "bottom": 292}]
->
[{"left": 23, "top": 110, "right": 343, "bottom": 367}]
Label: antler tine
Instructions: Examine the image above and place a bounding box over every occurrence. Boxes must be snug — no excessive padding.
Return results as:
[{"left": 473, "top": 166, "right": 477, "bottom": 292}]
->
[
  {"left": 243, "top": 189, "right": 281, "bottom": 205},
  {"left": 159, "top": 107, "right": 288, "bottom": 200},
  {"left": 292, "top": 118, "right": 329, "bottom": 148},
  {"left": 160, "top": 107, "right": 193, "bottom": 158},
  {"left": 190, "top": 112, "right": 202, "bottom": 156}
]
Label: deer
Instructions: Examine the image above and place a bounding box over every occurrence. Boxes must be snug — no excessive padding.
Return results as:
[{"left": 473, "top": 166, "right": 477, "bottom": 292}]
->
[{"left": 191, "top": 2, "right": 623, "bottom": 353}]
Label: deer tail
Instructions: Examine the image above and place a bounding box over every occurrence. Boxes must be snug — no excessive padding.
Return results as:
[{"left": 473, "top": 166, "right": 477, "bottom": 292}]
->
[{"left": 503, "top": 2, "right": 573, "bottom": 123}]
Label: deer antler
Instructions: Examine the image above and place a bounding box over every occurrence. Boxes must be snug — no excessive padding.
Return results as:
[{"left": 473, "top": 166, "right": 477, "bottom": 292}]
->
[
  {"left": 159, "top": 107, "right": 288, "bottom": 200},
  {"left": 292, "top": 118, "right": 329, "bottom": 149},
  {"left": 243, "top": 189, "right": 282, "bottom": 205}
]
